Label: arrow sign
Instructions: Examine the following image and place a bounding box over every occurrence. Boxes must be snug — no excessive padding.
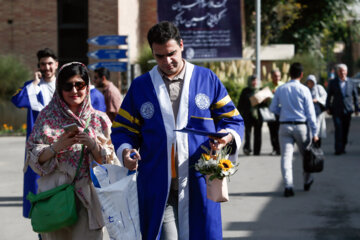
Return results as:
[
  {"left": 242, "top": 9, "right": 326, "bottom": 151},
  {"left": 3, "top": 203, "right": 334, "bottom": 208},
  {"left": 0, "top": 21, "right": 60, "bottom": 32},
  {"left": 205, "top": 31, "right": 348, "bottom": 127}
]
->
[
  {"left": 87, "top": 35, "right": 127, "bottom": 46},
  {"left": 88, "top": 62, "right": 127, "bottom": 72},
  {"left": 87, "top": 49, "right": 127, "bottom": 60}
]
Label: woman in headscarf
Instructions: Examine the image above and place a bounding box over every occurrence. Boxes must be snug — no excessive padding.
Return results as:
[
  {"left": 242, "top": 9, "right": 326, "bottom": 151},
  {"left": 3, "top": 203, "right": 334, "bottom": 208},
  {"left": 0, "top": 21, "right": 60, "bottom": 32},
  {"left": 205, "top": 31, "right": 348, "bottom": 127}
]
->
[
  {"left": 25, "top": 62, "right": 119, "bottom": 239},
  {"left": 237, "top": 75, "right": 264, "bottom": 155},
  {"left": 305, "top": 74, "right": 328, "bottom": 146}
]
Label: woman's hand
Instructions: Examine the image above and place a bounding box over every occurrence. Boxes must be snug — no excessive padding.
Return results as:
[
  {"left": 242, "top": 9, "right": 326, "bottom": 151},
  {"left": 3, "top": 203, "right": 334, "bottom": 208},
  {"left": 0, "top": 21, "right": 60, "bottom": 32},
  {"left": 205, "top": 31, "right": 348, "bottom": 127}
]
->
[
  {"left": 75, "top": 131, "right": 104, "bottom": 164},
  {"left": 38, "top": 131, "right": 77, "bottom": 164},
  {"left": 75, "top": 131, "right": 96, "bottom": 150},
  {"left": 52, "top": 131, "right": 78, "bottom": 152}
]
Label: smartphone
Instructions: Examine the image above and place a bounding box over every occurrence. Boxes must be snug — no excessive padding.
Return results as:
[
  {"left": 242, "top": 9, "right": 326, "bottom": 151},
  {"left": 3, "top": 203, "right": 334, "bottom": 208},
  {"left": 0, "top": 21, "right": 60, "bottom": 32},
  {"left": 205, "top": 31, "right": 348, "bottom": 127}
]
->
[
  {"left": 39, "top": 69, "right": 46, "bottom": 79},
  {"left": 63, "top": 123, "right": 79, "bottom": 136}
]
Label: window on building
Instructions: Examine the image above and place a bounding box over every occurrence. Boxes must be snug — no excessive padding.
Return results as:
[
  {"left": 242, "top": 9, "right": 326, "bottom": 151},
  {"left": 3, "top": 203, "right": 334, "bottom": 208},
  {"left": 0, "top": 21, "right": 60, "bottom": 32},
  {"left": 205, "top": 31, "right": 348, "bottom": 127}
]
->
[{"left": 58, "top": 0, "right": 88, "bottom": 66}]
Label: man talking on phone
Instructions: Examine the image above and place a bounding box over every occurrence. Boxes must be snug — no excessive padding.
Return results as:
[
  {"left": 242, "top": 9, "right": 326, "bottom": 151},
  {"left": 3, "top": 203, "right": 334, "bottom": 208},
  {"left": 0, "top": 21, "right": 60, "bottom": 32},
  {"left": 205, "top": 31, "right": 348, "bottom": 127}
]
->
[{"left": 11, "top": 48, "right": 58, "bottom": 218}]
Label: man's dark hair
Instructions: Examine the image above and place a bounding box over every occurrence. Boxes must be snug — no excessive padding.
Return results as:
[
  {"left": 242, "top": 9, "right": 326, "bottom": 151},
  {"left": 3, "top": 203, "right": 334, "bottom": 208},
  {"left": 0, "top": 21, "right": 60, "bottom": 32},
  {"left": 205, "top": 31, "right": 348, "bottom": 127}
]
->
[
  {"left": 94, "top": 67, "right": 110, "bottom": 80},
  {"left": 147, "top": 21, "right": 182, "bottom": 49},
  {"left": 289, "top": 62, "right": 303, "bottom": 79},
  {"left": 37, "top": 48, "right": 57, "bottom": 62},
  {"left": 247, "top": 74, "right": 257, "bottom": 86}
]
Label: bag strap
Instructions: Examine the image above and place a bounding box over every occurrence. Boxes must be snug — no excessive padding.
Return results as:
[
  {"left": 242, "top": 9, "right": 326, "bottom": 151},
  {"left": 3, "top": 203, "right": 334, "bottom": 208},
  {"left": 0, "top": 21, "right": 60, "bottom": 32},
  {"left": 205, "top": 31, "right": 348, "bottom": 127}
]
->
[{"left": 72, "top": 117, "right": 91, "bottom": 184}]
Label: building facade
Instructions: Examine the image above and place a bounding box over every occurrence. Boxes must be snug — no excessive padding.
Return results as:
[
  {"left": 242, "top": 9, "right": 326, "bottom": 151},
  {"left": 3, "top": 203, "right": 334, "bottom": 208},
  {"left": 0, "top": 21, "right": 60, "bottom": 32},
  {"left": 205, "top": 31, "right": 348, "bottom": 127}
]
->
[{"left": 0, "top": 0, "right": 157, "bottom": 84}]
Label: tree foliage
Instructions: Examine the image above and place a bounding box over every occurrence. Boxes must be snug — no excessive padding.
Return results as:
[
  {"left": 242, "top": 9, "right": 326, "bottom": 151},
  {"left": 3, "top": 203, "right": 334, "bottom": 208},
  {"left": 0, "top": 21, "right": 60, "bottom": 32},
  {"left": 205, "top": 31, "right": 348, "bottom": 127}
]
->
[
  {"left": 244, "top": 0, "right": 360, "bottom": 54},
  {"left": 0, "top": 55, "right": 30, "bottom": 99}
]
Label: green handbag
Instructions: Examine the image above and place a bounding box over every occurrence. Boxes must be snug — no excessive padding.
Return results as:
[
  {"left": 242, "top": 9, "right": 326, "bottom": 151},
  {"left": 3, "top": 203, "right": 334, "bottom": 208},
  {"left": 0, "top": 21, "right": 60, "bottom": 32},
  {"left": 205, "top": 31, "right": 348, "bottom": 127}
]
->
[
  {"left": 26, "top": 182, "right": 78, "bottom": 233},
  {"left": 26, "top": 119, "right": 90, "bottom": 233}
]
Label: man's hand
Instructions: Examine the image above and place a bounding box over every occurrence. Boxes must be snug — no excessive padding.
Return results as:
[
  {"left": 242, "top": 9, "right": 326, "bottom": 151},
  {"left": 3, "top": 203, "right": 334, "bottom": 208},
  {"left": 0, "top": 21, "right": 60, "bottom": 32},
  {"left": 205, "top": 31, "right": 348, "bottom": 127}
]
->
[
  {"left": 313, "top": 136, "right": 319, "bottom": 142},
  {"left": 326, "top": 110, "right": 331, "bottom": 115},
  {"left": 209, "top": 129, "right": 233, "bottom": 152},
  {"left": 33, "top": 70, "right": 42, "bottom": 86},
  {"left": 122, "top": 148, "right": 141, "bottom": 171},
  {"left": 355, "top": 111, "right": 359, "bottom": 116}
]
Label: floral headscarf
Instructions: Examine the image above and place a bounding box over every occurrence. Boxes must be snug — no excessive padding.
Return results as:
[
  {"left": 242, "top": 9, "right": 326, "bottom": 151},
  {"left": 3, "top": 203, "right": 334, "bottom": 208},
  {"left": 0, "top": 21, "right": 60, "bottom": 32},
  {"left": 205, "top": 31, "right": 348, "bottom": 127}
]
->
[
  {"left": 25, "top": 62, "right": 117, "bottom": 229},
  {"left": 26, "top": 62, "right": 101, "bottom": 177},
  {"left": 54, "top": 61, "right": 93, "bottom": 126}
]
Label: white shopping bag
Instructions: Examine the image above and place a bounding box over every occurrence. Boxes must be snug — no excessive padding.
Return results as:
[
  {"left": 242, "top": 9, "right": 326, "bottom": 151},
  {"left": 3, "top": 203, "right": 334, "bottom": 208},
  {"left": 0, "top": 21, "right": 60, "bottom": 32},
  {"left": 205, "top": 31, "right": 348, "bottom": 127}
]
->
[{"left": 90, "top": 162, "right": 141, "bottom": 240}]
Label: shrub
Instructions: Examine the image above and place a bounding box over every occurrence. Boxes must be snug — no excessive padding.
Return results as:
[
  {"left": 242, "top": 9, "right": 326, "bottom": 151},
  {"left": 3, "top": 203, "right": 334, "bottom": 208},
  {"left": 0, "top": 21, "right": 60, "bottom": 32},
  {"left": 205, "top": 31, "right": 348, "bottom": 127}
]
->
[
  {"left": 136, "top": 44, "right": 156, "bottom": 74},
  {"left": 0, "top": 55, "right": 31, "bottom": 99},
  {"left": 222, "top": 79, "right": 244, "bottom": 107},
  {"left": 203, "top": 60, "right": 251, "bottom": 106},
  {"left": 276, "top": 52, "right": 325, "bottom": 84}
]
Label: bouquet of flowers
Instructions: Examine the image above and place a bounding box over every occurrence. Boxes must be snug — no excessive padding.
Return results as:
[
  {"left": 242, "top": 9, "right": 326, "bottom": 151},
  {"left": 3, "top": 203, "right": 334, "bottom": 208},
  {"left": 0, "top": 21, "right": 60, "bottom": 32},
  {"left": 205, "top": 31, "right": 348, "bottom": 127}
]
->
[
  {"left": 195, "top": 145, "right": 238, "bottom": 180},
  {"left": 195, "top": 145, "right": 238, "bottom": 202}
]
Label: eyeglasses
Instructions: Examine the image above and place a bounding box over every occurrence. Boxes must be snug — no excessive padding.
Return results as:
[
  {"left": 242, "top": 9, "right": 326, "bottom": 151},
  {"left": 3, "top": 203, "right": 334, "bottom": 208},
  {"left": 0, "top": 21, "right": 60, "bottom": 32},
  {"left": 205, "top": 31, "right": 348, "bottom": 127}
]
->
[{"left": 62, "top": 81, "right": 87, "bottom": 92}]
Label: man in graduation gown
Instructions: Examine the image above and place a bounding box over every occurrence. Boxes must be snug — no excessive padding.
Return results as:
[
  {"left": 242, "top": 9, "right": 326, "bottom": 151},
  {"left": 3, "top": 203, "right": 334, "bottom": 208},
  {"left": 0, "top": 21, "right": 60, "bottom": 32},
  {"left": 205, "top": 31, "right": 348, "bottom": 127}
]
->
[
  {"left": 11, "top": 48, "right": 58, "bottom": 218},
  {"left": 90, "top": 84, "right": 107, "bottom": 113},
  {"left": 111, "top": 21, "right": 244, "bottom": 240}
]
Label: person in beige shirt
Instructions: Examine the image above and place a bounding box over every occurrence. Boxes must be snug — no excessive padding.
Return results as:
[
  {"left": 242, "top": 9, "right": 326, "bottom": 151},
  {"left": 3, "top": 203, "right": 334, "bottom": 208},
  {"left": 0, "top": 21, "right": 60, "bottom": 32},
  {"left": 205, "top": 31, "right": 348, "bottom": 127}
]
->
[
  {"left": 264, "top": 69, "right": 285, "bottom": 155},
  {"left": 94, "top": 67, "right": 123, "bottom": 122}
]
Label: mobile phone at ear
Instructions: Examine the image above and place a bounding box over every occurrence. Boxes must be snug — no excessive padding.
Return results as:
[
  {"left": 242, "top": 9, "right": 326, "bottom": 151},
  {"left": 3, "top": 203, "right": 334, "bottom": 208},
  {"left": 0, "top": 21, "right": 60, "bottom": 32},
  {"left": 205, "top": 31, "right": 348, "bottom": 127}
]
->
[
  {"left": 63, "top": 123, "right": 79, "bottom": 135},
  {"left": 39, "top": 69, "right": 46, "bottom": 78}
]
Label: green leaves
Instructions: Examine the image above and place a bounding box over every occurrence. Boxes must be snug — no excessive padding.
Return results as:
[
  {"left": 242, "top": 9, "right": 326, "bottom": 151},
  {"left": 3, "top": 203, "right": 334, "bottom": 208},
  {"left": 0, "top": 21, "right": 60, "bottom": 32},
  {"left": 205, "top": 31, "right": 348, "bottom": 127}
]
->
[
  {"left": 0, "top": 55, "right": 30, "bottom": 99},
  {"left": 244, "top": 0, "right": 359, "bottom": 53}
]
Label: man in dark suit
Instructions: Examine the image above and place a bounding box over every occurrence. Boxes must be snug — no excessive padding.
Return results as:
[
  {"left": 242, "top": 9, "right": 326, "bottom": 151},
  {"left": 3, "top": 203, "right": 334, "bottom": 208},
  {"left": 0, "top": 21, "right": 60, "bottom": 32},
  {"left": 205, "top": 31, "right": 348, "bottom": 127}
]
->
[{"left": 326, "top": 63, "right": 359, "bottom": 155}]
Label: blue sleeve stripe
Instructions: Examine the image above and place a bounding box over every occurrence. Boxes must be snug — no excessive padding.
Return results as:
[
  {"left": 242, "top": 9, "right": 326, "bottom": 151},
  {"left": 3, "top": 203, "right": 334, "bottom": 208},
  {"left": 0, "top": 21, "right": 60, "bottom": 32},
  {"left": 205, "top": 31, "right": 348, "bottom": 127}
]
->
[
  {"left": 190, "top": 116, "right": 213, "bottom": 120},
  {"left": 12, "top": 88, "right": 23, "bottom": 97},
  {"left": 212, "top": 95, "right": 231, "bottom": 109},
  {"left": 112, "top": 121, "right": 140, "bottom": 134},
  {"left": 118, "top": 108, "right": 141, "bottom": 126},
  {"left": 216, "top": 108, "right": 240, "bottom": 119}
]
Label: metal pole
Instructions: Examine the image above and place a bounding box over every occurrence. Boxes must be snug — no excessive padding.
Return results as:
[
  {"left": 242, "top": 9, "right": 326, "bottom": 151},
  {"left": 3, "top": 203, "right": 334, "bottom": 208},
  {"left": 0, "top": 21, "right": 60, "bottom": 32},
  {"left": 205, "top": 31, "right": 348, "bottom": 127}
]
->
[
  {"left": 127, "top": 40, "right": 131, "bottom": 91},
  {"left": 256, "top": 0, "right": 261, "bottom": 83}
]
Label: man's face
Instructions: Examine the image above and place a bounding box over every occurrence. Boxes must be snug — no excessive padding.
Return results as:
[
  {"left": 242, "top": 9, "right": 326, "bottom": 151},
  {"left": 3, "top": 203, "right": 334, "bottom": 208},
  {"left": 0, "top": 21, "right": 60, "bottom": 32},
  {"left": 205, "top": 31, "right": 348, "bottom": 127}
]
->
[
  {"left": 38, "top": 57, "right": 58, "bottom": 79},
  {"left": 93, "top": 73, "right": 103, "bottom": 88},
  {"left": 306, "top": 80, "right": 314, "bottom": 89},
  {"left": 337, "top": 67, "right": 347, "bottom": 81},
  {"left": 251, "top": 79, "right": 257, "bottom": 88},
  {"left": 272, "top": 71, "right": 281, "bottom": 85},
  {"left": 152, "top": 39, "right": 184, "bottom": 79}
]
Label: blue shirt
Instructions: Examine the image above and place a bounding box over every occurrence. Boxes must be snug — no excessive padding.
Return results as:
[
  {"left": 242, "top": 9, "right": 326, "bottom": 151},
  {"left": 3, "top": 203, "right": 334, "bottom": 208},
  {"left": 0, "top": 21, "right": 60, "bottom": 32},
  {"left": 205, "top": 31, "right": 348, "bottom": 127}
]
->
[
  {"left": 90, "top": 86, "right": 106, "bottom": 112},
  {"left": 270, "top": 79, "right": 318, "bottom": 137},
  {"left": 339, "top": 78, "right": 347, "bottom": 96}
]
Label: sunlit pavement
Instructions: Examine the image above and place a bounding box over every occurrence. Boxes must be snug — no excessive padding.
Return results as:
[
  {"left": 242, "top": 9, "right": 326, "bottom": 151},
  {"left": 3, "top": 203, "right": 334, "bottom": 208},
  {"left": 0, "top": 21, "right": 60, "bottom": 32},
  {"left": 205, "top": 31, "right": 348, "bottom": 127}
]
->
[
  {"left": 0, "top": 116, "right": 359, "bottom": 240},
  {"left": 222, "top": 116, "right": 360, "bottom": 239}
]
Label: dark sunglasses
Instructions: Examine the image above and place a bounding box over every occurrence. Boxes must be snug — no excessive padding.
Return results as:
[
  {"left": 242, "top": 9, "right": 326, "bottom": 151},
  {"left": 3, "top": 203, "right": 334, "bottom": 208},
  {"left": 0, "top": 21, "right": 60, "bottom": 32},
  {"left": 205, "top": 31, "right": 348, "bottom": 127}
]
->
[{"left": 62, "top": 81, "right": 87, "bottom": 92}]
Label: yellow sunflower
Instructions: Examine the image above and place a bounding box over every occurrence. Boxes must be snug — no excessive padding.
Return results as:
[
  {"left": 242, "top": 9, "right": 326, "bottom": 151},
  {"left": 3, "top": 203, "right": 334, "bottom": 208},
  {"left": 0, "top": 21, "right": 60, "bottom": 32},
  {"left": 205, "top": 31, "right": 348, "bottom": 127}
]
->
[
  {"left": 202, "top": 153, "right": 211, "bottom": 161},
  {"left": 218, "top": 159, "right": 233, "bottom": 171}
]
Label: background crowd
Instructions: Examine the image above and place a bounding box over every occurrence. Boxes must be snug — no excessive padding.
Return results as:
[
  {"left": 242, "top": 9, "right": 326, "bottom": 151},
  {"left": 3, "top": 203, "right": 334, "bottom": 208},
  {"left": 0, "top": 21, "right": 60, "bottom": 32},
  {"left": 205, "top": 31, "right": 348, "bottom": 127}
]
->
[
  {"left": 7, "top": 19, "right": 359, "bottom": 240},
  {"left": 239, "top": 62, "right": 358, "bottom": 197}
]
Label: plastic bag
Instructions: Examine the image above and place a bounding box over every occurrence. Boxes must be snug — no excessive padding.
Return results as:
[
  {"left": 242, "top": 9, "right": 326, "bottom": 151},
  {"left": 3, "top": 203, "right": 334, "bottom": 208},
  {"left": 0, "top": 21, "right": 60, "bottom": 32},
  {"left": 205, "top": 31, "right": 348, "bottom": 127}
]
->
[{"left": 90, "top": 162, "right": 141, "bottom": 240}]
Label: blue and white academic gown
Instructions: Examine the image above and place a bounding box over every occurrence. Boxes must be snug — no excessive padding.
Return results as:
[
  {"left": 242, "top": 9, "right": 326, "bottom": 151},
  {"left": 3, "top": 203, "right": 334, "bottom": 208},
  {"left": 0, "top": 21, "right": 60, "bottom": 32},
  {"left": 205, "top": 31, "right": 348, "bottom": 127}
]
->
[
  {"left": 11, "top": 79, "right": 55, "bottom": 218},
  {"left": 111, "top": 63, "right": 244, "bottom": 240},
  {"left": 90, "top": 85, "right": 107, "bottom": 112}
]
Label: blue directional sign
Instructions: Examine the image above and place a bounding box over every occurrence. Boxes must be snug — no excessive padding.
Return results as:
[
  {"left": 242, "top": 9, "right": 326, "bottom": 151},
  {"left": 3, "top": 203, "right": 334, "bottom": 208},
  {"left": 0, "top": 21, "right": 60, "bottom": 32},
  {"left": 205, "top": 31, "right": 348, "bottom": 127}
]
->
[
  {"left": 87, "top": 49, "right": 127, "bottom": 60},
  {"left": 88, "top": 62, "right": 127, "bottom": 72},
  {"left": 87, "top": 35, "right": 127, "bottom": 46}
]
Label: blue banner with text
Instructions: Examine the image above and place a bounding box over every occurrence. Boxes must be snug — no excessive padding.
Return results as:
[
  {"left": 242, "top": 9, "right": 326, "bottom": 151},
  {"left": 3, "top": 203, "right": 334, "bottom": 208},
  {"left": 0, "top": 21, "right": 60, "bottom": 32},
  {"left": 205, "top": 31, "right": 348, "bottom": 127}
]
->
[{"left": 157, "top": 0, "right": 242, "bottom": 60}]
